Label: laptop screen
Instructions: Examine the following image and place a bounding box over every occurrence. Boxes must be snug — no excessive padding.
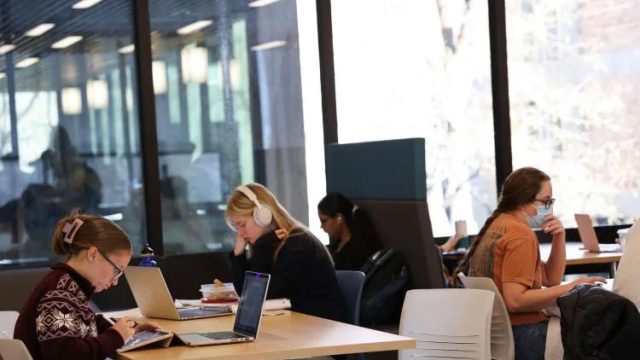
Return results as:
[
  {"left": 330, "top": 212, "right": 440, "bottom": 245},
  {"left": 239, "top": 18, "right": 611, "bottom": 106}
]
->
[{"left": 233, "top": 271, "right": 270, "bottom": 337}]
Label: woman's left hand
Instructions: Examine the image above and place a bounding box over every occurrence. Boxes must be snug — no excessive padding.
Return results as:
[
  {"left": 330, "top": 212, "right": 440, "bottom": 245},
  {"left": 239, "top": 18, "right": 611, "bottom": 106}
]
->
[
  {"left": 542, "top": 214, "right": 565, "bottom": 238},
  {"left": 134, "top": 321, "right": 161, "bottom": 333}
]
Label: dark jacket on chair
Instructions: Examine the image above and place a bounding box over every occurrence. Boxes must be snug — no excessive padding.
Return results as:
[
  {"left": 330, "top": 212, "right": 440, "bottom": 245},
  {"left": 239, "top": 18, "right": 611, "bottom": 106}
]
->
[{"left": 557, "top": 284, "right": 640, "bottom": 360}]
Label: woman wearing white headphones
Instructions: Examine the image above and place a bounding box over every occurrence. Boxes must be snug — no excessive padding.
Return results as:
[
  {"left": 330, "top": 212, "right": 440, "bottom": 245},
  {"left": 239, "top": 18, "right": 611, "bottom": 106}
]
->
[{"left": 225, "top": 183, "right": 347, "bottom": 322}]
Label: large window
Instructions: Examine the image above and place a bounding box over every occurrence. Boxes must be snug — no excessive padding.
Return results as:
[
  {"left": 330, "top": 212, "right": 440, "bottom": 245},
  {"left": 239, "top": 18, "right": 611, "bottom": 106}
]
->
[
  {"left": 0, "top": 0, "right": 325, "bottom": 266},
  {"left": 147, "top": 0, "right": 325, "bottom": 253},
  {"left": 507, "top": 1, "right": 640, "bottom": 227},
  {"left": 331, "top": 0, "right": 497, "bottom": 237},
  {"left": 0, "top": 0, "right": 145, "bottom": 264}
]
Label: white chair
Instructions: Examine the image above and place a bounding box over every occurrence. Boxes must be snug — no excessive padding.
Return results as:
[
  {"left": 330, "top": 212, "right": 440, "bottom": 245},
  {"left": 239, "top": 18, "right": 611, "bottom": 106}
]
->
[
  {"left": 0, "top": 311, "right": 19, "bottom": 339},
  {"left": 0, "top": 339, "right": 33, "bottom": 360},
  {"left": 399, "top": 288, "right": 494, "bottom": 360},
  {"left": 457, "top": 274, "right": 515, "bottom": 360}
]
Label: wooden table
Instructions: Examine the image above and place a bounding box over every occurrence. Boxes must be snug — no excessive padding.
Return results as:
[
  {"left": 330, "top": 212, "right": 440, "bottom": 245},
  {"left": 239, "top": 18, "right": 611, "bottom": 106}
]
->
[
  {"left": 539, "top": 242, "right": 622, "bottom": 276},
  {"left": 116, "top": 310, "right": 415, "bottom": 360}
]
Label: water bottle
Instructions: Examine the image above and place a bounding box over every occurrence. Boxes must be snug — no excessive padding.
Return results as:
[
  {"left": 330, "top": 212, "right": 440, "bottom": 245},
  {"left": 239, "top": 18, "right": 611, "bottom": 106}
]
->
[{"left": 139, "top": 243, "right": 157, "bottom": 267}]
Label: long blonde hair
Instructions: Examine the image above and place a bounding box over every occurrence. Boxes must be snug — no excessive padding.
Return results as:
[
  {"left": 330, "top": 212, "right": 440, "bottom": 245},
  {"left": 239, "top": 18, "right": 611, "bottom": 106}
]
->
[{"left": 225, "top": 183, "right": 303, "bottom": 237}]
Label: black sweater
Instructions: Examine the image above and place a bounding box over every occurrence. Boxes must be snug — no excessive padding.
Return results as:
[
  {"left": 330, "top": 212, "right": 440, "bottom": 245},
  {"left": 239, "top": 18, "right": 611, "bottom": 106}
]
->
[
  {"left": 229, "top": 230, "right": 346, "bottom": 322},
  {"left": 327, "top": 233, "right": 376, "bottom": 271}
]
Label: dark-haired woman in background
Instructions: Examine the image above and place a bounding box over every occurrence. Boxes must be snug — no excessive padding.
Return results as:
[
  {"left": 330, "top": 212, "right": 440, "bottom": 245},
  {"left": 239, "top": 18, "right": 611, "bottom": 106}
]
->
[
  {"left": 454, "top": 167, "right": 604, "bottom": 360},
  {"left": 318, "top": 192, "right": 382, "bottom": 270}
]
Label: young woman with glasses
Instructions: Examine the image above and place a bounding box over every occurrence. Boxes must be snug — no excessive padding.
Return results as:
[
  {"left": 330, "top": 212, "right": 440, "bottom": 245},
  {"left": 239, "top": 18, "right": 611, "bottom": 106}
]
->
[
  {"left": 454, "top": 167, "right": 605, "bottom": 360},
  {"left": 14, "top": 214, "right": 159, "bottom": 360}
]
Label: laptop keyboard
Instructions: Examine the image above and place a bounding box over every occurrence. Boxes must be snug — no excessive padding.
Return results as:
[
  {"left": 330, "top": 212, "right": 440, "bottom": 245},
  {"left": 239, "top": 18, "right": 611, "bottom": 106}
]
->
[
  {"left": 179, "top": 307, "right": 228, "bottom": 318},
  {"left": 200, "top": 331, "right": 246, "bottom": 340}
]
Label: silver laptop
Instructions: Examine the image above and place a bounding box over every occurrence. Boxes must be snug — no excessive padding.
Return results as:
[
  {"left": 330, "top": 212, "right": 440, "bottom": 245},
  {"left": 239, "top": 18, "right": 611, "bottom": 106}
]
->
[
  {"left": 124, "top": 266, "right": 232, "bottom": 320},
  {"left": 177, "top": 271, "right": 271, "bottom": 346},
  {"left": 575, "top": 214, "right": 620, "bottom": 253}
]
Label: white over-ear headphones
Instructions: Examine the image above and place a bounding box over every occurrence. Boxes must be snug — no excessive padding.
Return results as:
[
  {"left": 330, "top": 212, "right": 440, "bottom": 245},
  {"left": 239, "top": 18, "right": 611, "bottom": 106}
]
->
[{"left": 234, "top": 185, "right": 273, "bottom": 228}]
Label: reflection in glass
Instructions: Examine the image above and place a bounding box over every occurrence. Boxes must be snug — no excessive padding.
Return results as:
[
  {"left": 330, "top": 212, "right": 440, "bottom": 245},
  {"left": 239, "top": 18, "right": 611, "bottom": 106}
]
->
[
  {"left": 149, "top": 0, "right": 324, "bottom": 253},
  {"left": 507, "top": 1, "right": 640, "bottom": 227},
  {"left": 332, "top": 0, "right": 496, "bottom": 237},
  {"left": 0, "top": 0, "right": 145, "bottom": 264}
]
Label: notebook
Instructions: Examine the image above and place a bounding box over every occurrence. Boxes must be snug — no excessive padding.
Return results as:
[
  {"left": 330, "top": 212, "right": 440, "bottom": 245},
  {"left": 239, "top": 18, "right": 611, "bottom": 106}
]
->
[
  {"left": 124, "top": 266, "right": 232, "bottom": 320},
  {"left": 575, "top": 214, "right": 620, "bottom": 253},
  {"left": 176, "top": 271, "right": 271, "bottom": 346}
]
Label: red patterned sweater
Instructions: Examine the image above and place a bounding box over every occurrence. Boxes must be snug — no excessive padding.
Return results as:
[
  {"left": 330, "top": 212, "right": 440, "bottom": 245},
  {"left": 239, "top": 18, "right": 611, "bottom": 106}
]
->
[{"left": 14, "top": 263, "right": 123, "bottom": 360}]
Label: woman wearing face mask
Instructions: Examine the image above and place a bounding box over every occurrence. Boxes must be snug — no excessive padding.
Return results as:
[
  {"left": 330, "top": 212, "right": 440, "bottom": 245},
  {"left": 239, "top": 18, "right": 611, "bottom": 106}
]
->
[
  {"left": 454, "top": 167, "right": 604, "bottom": 360},
  {"left": 226, "top": 183, "right": 346, "bottom": 323}
]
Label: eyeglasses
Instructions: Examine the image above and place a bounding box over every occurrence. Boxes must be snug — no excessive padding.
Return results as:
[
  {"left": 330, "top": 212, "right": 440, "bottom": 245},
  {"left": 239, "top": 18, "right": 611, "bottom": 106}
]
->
[
  {"left": 535, "top": 197, "right": 555, "bottom": 209},
  {"left": 97, "top": 248, "right": 124, "bottom": 281}
]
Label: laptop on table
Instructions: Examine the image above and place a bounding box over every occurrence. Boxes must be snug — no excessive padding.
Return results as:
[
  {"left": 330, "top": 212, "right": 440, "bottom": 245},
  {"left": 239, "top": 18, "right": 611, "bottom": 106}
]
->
[
  {"left": 125, "top": 266, "right": 232, "bottom": 320},
  {"left": 575, "top": 214, "right": 621, "bottom": 253},
  {"left": 177, "top": 271, "right": 271, "bottom": 346}
]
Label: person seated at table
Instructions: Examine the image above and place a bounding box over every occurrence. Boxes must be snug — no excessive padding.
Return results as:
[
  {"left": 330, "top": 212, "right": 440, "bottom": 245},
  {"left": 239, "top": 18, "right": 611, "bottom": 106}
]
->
[
  {"left": 226, "top": 183, "right": 346, "bottom": 322},
  {"left": 317, "top": 192, "right": 382, "bottom": 270},
  {"left": 454, "top": 167, "right": 605, "bottom": 360},
  {"left": 14, "top": 214, "right": 159, "bottom": 360}
]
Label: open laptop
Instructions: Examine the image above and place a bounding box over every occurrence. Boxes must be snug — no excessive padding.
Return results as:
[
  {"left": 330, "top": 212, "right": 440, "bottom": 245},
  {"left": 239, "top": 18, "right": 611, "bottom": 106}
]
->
[
  {"left": 176, "top": 271, "right": 271, "bottom": 346},
  {"left": 575, "top": 214, "right": 620, "bottom": 253},
  {"left": 125, "top": 266, "right": 232, "bottom": 320}
]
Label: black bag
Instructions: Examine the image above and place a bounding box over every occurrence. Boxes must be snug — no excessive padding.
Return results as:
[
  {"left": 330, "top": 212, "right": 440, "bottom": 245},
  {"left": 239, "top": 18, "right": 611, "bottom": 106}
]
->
[{"left": 359, "top": 248, "right": 411, "bottom": 326}]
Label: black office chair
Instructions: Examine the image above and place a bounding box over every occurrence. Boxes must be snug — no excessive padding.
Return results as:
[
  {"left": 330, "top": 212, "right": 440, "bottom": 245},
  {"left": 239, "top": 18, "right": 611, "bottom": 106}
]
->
[
  {"left": 336, "top": 270, "right": 366, "bottom": 360},
  {"left": 336, "top": 270, "right": 366, "bottom": 325}
]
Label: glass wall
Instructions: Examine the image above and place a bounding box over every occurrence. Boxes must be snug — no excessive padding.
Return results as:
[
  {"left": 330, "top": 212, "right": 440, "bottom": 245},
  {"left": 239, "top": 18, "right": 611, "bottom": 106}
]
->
[
  {"left": 0, "top": 0, "right": 145, "bottom": 264},
  {"left": 147, "top": 0, "right": 324, "bottom": 253},
  {"left": 331, "top": 0, "right": 497, "bottom": 237},
  {"left": 507, "top": 0, "right": 640, "bottom": 227}
]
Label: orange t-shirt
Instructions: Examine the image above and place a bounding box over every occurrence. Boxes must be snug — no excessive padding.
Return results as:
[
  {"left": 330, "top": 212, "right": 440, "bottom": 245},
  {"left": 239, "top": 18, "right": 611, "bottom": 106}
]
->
[{"left": 468, "top": 213, "right": 548, "bottom": 326}]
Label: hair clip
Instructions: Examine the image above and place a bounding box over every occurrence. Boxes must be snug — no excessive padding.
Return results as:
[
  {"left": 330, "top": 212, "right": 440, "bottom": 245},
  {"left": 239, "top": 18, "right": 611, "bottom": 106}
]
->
[{"left": 62, "top": 218, "right": 84, "bottom": 244}]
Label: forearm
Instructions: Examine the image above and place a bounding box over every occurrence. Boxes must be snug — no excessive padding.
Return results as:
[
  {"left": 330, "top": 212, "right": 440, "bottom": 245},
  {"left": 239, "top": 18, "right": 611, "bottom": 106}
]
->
[
  {"left": 505, "top": 283, "right": 573, "bottom": 313},
  {"left": 543, "top": 235, "right": 566, "bottom": 286}
]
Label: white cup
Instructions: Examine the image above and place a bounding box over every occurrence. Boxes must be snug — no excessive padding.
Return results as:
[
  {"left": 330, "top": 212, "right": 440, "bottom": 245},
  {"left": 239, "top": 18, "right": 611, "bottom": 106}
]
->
[
  {"left": 455, "top": 220, "right": 467, "bottom": 237},
  {"left": 617, "top": 228, "right": 630, "bottom": 252}
]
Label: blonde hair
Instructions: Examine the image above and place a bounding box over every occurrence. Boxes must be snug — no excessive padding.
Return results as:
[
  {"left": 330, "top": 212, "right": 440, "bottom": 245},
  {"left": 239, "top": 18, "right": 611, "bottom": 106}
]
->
[
  {"left": 226, "top": 183, "right": 303, "bottom": 236},
  {"left": 52, "top": 213, "right": 132, "bottom": 259}
]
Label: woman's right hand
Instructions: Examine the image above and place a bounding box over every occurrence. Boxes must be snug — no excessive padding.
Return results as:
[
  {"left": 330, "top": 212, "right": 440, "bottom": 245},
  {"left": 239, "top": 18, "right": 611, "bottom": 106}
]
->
[
  {"left": 569, "top": 276, "right": 608, "bottom": 288},
  {"left": 233, "top": 235, "right": 247, "bottom": 256},
  {"left": 112, "top": 317, "right": 136, "bottom": 342}
]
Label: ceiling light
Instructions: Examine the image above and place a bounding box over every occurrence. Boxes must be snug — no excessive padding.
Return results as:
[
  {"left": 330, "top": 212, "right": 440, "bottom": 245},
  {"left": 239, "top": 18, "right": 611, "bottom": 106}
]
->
[
  {"left": 176, "top": 20, "right": 213, "bottom": 35},
  {"left": 87, "top": 79, "right": 109, "bottom": 109},
  {"left": 62, "top": 87, "right": 82, "bottom": 115},
  {"left": 0, "top": 73, "right": 5, "bottom": 79},
  {"left": 118, "top": 44, "right": 135, "bottom": 54},
  {"left": 249, "top": 0, "right": 281, "bottom": 8},
  {"left": 16, "top": 57, "right": 39, "bottom": 68},
  {"left": 181, "top": 47, "right": 208, "bottom": 83},
  {"left": 72, "top": 0, "right": 103, "bottom": 9},
  {"left": 51, "top": 36, "right": 83, "bottom": 49},
  {"left": 25, "top": 23, "right": 55, "bottom": 37},
  {"left": 152, "top": 60, "right": 167, "bottom": 94},
  {"left": 250, "top": 40, "right": 287, "bottom": 51},
  {"left": 0, "top": 44, "right": 15, "bottom": 55}
]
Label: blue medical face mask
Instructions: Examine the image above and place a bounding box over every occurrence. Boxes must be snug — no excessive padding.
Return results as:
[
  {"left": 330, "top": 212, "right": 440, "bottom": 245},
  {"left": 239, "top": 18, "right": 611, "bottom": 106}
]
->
[{"left": 527, "top": 204, "right": 553, "bottom": 229}]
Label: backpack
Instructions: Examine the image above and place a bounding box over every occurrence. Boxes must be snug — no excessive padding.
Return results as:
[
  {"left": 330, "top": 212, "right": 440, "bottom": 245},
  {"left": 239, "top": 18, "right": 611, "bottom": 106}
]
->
[{"left": 359, "top": 248, "right": 411, "bottom": 326}]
